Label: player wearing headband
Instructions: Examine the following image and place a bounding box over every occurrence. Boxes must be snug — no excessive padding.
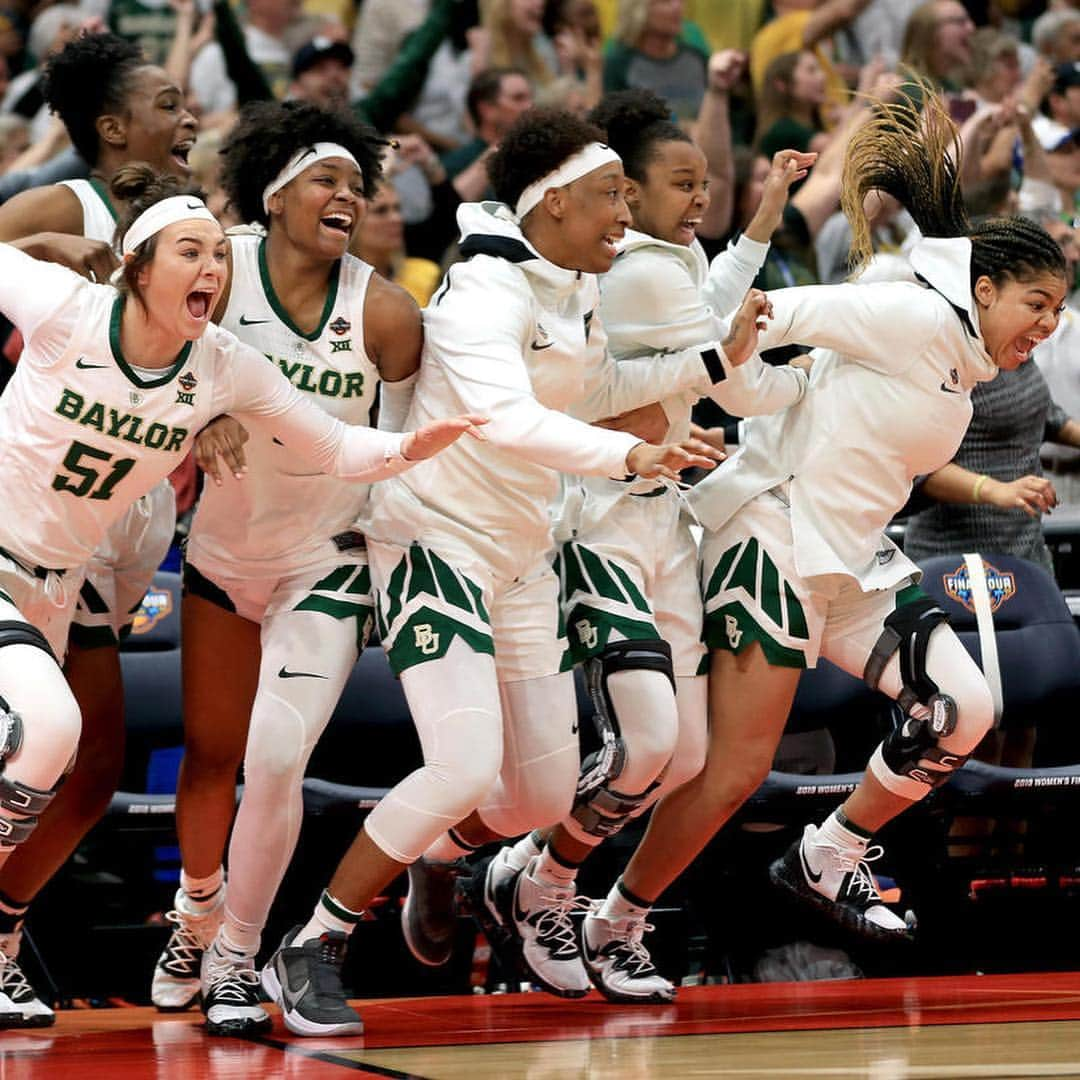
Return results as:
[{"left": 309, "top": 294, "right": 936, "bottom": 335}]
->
[
  {"left": 0, "top": 32, "right": 196, "bottom": 1026},
  {"left": 0, "top": 165, "right": 481, "bottom": 1029},
  {"left": 257, "top": 107, "right": 764, "bottom": 1038},
  {"left": 148, "top": 102, "right": 429, "bottom": 1037}
]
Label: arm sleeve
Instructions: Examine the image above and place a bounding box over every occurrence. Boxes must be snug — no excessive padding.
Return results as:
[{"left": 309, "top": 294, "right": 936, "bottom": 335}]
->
[
  {"left": 378, "top": 370, "right": 418, "bottom": 432},
  {"left": 222, "top": 340, "right": 415, "bottom": 481},
  {"left": 424, "top": 270, "right": 640, "bottom": 478},
  {"left": 702, "top": 234, "right": 771, "bottom": 322},
  {"left": 757, "top": 281, "right": 939, "bottom": 374},
  {"left": 0, "top": 243, "right": 84, "bottom": 365}
]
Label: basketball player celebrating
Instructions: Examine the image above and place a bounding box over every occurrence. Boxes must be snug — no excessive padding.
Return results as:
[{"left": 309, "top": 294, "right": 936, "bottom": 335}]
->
[
  {"left": 148, "top": 100, "right": 431, "bottom": 1037},
  {"left": 467, "top": 89, "right": 815, "bottom": 1002},
  {"left": 257, "top": 107, "right": 766, "bottom": 1038},
  {"left": 0, "top": 31, "right": 196, "bottom": 1027},
  {"left": 0, "top": 167, "right": 481, "bottom": 1025},
  {"left": 582, "top": 84, "right": 1067, "bottom": 968}
]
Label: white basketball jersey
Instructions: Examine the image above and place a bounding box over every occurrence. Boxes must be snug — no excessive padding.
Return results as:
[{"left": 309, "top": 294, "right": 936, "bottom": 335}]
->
[
  {"left": 58, "top": 178, "right": 117, "bottom": 247},
  {"left": 0, "top": 258, "right": 248, "bottom": 569},
  {"left": 187, "top": 234, "right": 380, "bottom": 578}
]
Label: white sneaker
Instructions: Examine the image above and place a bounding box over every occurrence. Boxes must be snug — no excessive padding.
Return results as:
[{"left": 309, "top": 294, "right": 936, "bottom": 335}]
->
[
  {"left": 0, "top": 934, "right": 54, "bottom": 1028},
  {"left": 581, "top": 909, "right": 675, "bottom": 1004},
  {"left": 151, "top": 889, "right": 225, "bottom": 1010},
  {"left": 509, "top": 858, "right": 590, "bottom": 998},
  {"left": 200, "top": 937, "right": 271, "bottom": 1037},
  {"left": 769, "top": 823, "right": 912, "bottom": 941}
]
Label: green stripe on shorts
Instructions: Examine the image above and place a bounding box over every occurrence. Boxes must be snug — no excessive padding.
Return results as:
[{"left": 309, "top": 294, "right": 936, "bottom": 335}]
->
[
  {"left": 564, "top": 604, "right": 660, "bottom": 665},
  {"left": 385, "top": 605, "right": 494, "bottom": 675},
  {"left": 703, "top": 600, "right": 807, "bottom": 669}
]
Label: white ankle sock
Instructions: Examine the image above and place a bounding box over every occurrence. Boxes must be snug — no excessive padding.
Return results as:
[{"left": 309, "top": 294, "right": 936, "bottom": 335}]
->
[
  {"left": 597, "top": 880, "right": 652, "bottom": 923},
  {"left": 220, "top": 915, "right": 260, "bottom": 959},
  {"left": 179, "top": 867, "right": 224, "bottom": 912},
  {"left": 506, "top": 831, "right": 544, "bottom": 874},
  {"left": 817, "top": 811, "right": 870, "bottom": 853},
  {"left": 295, "top": 890, "right": 363, "bottom": 946},
  {"left": 529, "top": 848, "right": 577, "bottom": 889}
]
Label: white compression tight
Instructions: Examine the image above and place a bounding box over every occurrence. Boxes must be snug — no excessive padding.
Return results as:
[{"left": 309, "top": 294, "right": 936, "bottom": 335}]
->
[
  {"left": 221, "top": 608, "right": 359, "bottom": 952},
  {"left": 364, "top": 638, "right": 579, "bottom": 862},
  {"left": 0, "top": 596, "right": 82, "bottom": 867},
  {"left": 560, "top": 670, "right": 708, "bottom": 846}
]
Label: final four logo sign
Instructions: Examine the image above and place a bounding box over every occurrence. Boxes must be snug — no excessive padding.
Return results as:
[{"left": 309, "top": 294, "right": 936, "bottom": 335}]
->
[
  {"left": 131, "top": 586, "right": 174, "bottom": 634},
  {"left": 942, "top": 561, "right": 1017, "bottom": 613}
]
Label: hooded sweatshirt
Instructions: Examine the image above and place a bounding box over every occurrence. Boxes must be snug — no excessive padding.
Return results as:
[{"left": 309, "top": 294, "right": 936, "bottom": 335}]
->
[{"left": 688, "top": 236, "right": 1000, "bottom": 591}]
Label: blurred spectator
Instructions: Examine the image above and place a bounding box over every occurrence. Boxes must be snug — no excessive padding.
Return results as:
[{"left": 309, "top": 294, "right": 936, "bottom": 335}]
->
[
  {"left": 1032, "top": 113, "right": 1080, "bottom": 219},
  {"left": 0, "top": 112, "right": 27, "bottom": 172},
  {"left": 1, "top": 5, "right": 80, "bottom": 143},
  {"left": 905, "top": 360, "right": 1080, "bottom": 575},
  {"left": 604, "top": 0, "right": 710, "bottom": 121},
  {"left": 244, "top": 0, "right": 302, "bottom": 98},
  {"left": 483, "top": 0, "right": 558, "bottom": 87},
  {"left": 289, "top": 35, "right": 352, "bottom": 109},
  {"left": 842, "top": 0, "right": 924, "bottom": 69},
  {"left": 966, "top": 27, "right": 1022, "bottom": 109},
  {"left": 350, "top": 0, "right": 427, "bottom": 94},
  {"left": 352, "top": 181, "right": 442, "bottom": 305},
  {"left": 1044, "top": 61, "right": 1080, "bottom": 135},
  {"left": 684, "top": 0, "right": 766, "bottom": 52},
  {"left": 901, "top": 0, "right": 976, "bottom": 92},
  {"left": 106, "top": 0, "right": 177, "bottom": 65},
  {"left": 1031, "top": 7, "right": 1080, "bottom": 67},
  {"left": 815, "top": 189, "right": 915, "bottom": 283},
  {"left": 1036, "top": 316, "right": 1080, "bottom": 507},
  {"left": 544, "top": 0, "right": 602, "bottom": 105},
  {"left": 754, "top": 49, "right": 829, "bottom": 159},
  {"left": 750, "top": 0, "right": 872, "bottom": 128},
  {"left": 441, "top": 66, "right": 532, "bottom": 190}
]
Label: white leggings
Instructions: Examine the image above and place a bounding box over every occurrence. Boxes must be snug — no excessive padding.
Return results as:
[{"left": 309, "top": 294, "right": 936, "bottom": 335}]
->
[
  {"left": 0, "top": 590, "right": 81, "bottom": 863},
  {"left": 364, "top": 638, "right": 579, "bottom": 863},
  {"left": 223, "top": 608, "right": 358, "bottom": 938}
]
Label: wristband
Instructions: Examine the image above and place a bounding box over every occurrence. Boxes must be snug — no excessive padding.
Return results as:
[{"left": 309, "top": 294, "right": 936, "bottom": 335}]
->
[{"left": 972, "top": 474, "right": 989, "bottom": 503}]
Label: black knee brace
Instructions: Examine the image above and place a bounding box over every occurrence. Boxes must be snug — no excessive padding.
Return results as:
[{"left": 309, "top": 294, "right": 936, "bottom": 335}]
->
[{"left": 573, "top": 639, "right": 674, "bottom": 839}]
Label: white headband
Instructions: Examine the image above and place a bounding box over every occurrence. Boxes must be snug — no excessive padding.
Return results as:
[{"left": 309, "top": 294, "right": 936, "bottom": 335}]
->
[
  {"left": 121, "top": 195, "right": 219, "bottom": 257},
  {"left": 514, "top": 142, "right": 621, "bottom": 221},
  {"left": 262, "top": 142, "right": 363, "bottom": 213}
]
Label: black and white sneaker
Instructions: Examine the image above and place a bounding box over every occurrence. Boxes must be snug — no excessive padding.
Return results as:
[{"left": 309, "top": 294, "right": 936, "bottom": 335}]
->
[
  {"left": 769, "top": 823, "right": 912, "bottom": 942},
  {"left": 0, "top": 943, "right": 54, "bottom": 1028},
  {"left": 401, "top": 857, "right": 462, "bottom": 968},
  {"left": 261, "top": 927, "right": 363, "bottom": 1037},
  {"left": 459, "top": 848, "right": 517, "bottom": 951},
  {"left": 580, "top": 909, "right": 675, "bottom": 1004},
  {"left": 200, "top": 938, "right": 271, "bottom": 1037},
  {"left": 152, "top": 893, "right": 225, "bottom": 1011},
  {"left": 508, "top": 857, "right": 590, "bottom": 998}
]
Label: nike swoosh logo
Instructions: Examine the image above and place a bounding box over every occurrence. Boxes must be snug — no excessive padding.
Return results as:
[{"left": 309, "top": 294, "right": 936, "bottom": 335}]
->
[
  {"left": 531, "top": 340, "right": 554, "bottom": 351},
  {"left": 799, "top": 841, "right": 823, "bottom": 884},
  {"left": 281, "top": 973, "right": 311, "bottom": 1012},
  {"left": 239, "top": 315, "right": 270, "bottom": 326},
  {"left": 278, "top": 666, "right": 328, "bottom": 680},
  {"left": 939, "top": 382, "right": 962, "bottom": 395},
  {"left": 75, "top": 358, "right": 107, "bottom": 369},
  {"left": 512, "top": 882, "right": 532, "bottom": 926}
]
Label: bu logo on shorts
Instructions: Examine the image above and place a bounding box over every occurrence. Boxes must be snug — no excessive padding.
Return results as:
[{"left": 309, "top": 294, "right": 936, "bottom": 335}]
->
[
  {"left": 575, "top": 618, "right": 598, "bottom": 651},
  {"left": 414, "top": 623, "right": 441, "bottom": 654},
  {"left": 725, "top": 614, "right": 742, "bottom": 649}
]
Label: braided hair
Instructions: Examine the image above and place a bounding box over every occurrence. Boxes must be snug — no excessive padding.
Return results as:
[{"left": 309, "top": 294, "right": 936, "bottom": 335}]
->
[{"left": 842, "top": 76, "right": 1066, "bottom": 288}]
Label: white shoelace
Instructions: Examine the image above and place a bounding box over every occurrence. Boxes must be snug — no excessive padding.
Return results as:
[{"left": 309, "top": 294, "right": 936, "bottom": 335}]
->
[
  {"left": 0, "top": 950, "right": 33, "bottom": 999},
  {"left": 831, "top": 843, "right": 887, "bottom": 906},
  {"left": 161, "top": 909, "right": 216, "bottom": 974},
  {"left": 203, "top": 954, "right": 260, "bottom": 1005},
  {"left": 534, "top": 890, "right": 592, "bottom": 958}
]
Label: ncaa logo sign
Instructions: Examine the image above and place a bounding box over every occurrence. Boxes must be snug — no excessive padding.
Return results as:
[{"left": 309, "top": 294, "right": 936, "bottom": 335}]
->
[
  {"left": 942, "top": 561, "right": 1017, "bottom": 614},
  {"left": 132, "top": 587, "right": 174, "bottom": 634}
]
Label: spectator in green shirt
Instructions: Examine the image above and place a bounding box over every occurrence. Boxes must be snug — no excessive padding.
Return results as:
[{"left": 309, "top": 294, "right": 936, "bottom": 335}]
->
[{"left": 755, "top": 49, "right": 829, "bottom": 163}]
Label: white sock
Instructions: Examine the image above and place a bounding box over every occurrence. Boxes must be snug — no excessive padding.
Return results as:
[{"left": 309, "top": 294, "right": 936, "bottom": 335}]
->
[
  {"left": 529, "top": 847, "right": 578, "bottom": 890},
  {"left": 505, "top": 831, "right": 544, "bottom": 874},
  {"left": 295, "top": 890, "right": 363, "bottom": 946},
  {"left": 817, "top": 810, "right": 871, "bottom": 853},
  {"left": 220, "top": 913, "right": 261, "bottom": 959},
  {"left": 597, "top": 879, "right": 652, "bottom": 923},
  {"left": 424, "top": 828, "right": 480, "bottom": 863},
  {"left": 179, "top": 867, "right": 224, "bottom": 913}
]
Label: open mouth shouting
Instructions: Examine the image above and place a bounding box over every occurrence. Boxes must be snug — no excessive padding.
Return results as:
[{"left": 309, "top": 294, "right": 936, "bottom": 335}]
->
[
  {"left": 186, "top": 289, "right": 214, "bottom": 321},
  {"left": 171, "top": 138, "right": 195, "bottom": 173},
  {"left": 320, "top": 211, "right": 354, "bottom": 238}
]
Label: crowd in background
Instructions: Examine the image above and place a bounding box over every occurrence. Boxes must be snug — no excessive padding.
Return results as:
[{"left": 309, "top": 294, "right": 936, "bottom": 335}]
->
[{"left": 0, "top": 0, "right": 1078, "bottom": 559}]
